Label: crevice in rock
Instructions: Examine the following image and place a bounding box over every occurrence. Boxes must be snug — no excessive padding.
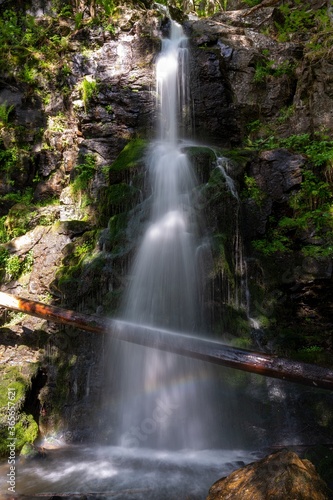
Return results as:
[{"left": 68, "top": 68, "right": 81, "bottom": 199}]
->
[{"left": 22, "top": 367, "right": 48, "bottom": 431}]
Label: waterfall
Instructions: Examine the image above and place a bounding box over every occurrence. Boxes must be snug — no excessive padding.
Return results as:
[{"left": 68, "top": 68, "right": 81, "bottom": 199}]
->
[
  {"left": 9, "top": 16, "right": 315, "bottom": 500},
  {"left": 112, "top": 19, "right": 220, "bottom": 451}
]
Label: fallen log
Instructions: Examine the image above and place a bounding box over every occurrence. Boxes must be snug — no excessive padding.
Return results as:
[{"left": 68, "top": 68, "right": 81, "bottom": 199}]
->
[{"left": 0, "top": 291, "right": 333, "bottom": 391}]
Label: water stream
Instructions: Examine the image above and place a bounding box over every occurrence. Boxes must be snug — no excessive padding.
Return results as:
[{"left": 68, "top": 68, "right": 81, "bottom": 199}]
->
[{"left": 112, "top": 20, "right": 221, "bottom": 452}]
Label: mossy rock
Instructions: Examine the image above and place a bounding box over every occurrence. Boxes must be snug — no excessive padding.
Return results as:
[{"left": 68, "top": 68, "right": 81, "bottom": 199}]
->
[
  {"left": 0, "top": 366, "right": 39, "bottom": 457},
  {"left": 5, "top": 203, "right": 37, "bottom": 238},
  {"left": 54, "top": 220, "right": 92, "bottom": 236},
  {"left": 109, "top": 138, "right": 147, "bottom": 172}
]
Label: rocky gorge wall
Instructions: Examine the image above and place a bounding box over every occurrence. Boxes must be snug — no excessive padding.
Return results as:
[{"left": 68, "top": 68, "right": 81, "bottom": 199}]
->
[{"left": 0, "top": 0, "right": 332, "bottom": 456}]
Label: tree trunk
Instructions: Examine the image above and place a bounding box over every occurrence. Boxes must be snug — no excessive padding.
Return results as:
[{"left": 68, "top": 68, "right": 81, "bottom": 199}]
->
[{"left": 0, "top": 291, "right": 333, "bottom": 391}]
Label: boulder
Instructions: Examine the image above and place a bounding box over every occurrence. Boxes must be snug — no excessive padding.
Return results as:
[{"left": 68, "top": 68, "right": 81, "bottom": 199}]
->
[{"left": 207, "top": 449, "right": 332, "bottom": 500}]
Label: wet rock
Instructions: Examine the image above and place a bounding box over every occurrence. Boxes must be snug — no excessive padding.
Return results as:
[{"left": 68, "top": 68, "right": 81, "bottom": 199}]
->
[
  {"left": 33, "top": 169, "right": 67, "bottom": 201},
  {"left": 207, "top": 449, "right": 332, "bottom": 500},
  {"left": 242, "top": 149, "right": 304, "bottom": 240},
  {"left": 186, "top": 8, "right": 303, "bottom": 144},
  {"left": 249, "top": 148, "right": 304, "bottom": 202}
]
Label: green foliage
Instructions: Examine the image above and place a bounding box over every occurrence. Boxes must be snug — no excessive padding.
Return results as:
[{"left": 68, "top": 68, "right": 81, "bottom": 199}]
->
[
  {"left": 5, "top": 255, "right": 21, "bottom": 280},
  {"left": 21, "top": 250, "right": 34, "bottom": 274},
  {"left": 80, "top": 77, "right": 98, "bottom": 112},
  {"left": 19, "top": 64, "right": 38, "bottom": 85},
  {"left": 0, "top": 8, "right": 75, "bottom": 90},
  {"left": 0, "top": 247, "right": 10, "bottom": 272},
  {"left": 0, "top": 248, "right": 34, "bottom": 282},
  {"left": 5, "top": 204, "right": 36, "bottom": 239},
  {"left": 96, "top": 0, "right": 116, "bottom": 17},
  {"left": 0, "top": 188, "right": 34, "bottom": 206},
  {"left": 253, "top": 232, "right": 292, "bottom": 255},
  {"left": 71, "top": 154, "right": 97, "bottom": 194},
  {"left": 104, "top": 23, "right": 116, "bottom": 35},
  {"left": 289, "top": 170, "right": 332, "bottom": 211},
  {"left": 0, "top": 368, "right": 27, "bottom": 409},
  {"left": 73, "top": 239, "right": 95, "bottom": 259},
  {"left": 248, "top": 132, "right": 333, "bottom": 169},
  {"left": 0, "top": 218, "right": 9, "bottom": 243},
  {"left": 0, "top": 142, "right": 19, "bottom": 183},
  {"left": 242, "top": 174, "right": 266, "bottom": 206},
  {"left": 47, "top": 112, "right": 67, "bottom": 132},
  {"left": 0, "top": 366, "right": 39, "bottom": 456},
  {"left": 0, "top": 10, "right": 21, "bottom": 48},
  {"left": 14, "top": 413, "right": 39, "bottom": 452},
  {"left": 254, "top": 58, "right": 295, "bottom": 83},
  {"left": 276, "top": 1, "right": 318, "bottom": 42},
  {"left": 58, "top": 4, "right": 73, "bottom": 18},
  {"left": 74, "top": 12, "right": 84, "bottom": 30},
  {"left": 252, "top": 166, "right": 333, "bottom": 257},
  {"left": 107, "top": 213, "right": 128, "bottom": 253},
  {"left": 0, "top": 102, "right": 14, "bottom": 125},
  {"left": 275, "top": 105, "right": 295, "bottom": 124},
  {"left": 242, "top": 0, "right": 261, "bottom": 6},
  {"left": 104, "top": 183, "right": 138, "bottom": 213},
  {"left": 56, "top": 231, "right": 98, "bottom": 294}
]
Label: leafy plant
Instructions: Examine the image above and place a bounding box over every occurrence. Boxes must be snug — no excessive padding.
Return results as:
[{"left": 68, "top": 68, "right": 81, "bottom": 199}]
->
[
  {"left": 96, "top": 0, "right": 116, "bottom": 17},
  {"left": 5, "top": 255, "right": 21, "bottom": 280},
  {"left": 252, "top": 166, "right": 333, "bottom": 257},
  {"left": 21, "top": 250, "right": 34, "bottom": 274},
  {"left": 253, "top": 58, "right": 295, "bottom": 83},
  {"left": 275, "top": 1, "right": 327, "bottom": 42},
  {"left": 243, "top": 0, "right": 261, "bottom": 6},
  {"left": 242, "top": 174, "right": 266, "bottom": 206},
  {"left": 0, "top": 102, "right": 14, "bottom": 125},
  {"left": 80, "top": 77, "right": 98, "bottom": 111},
  {"left": 253, "top": 232, "right": 292, "bottom": 256},
  {"left": 19, "top": 64, "right": 38, "bottom": 85},
  {"left": 0, "top": 143, "right": 19, "bottom": 183},
  {"left": 74, "top": 12, "right": 84, "bottom": 30},
  {"left": 71, "top": 153, "right": 97, "bottom": 193},
  {"left": 248, "top": 132, "right": 333, "bottom": 169}
]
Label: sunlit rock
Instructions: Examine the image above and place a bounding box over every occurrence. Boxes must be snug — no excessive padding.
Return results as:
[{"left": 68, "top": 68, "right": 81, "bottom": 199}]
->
[{"left": 207, "top": 449, "right": 331, "bottom": 500}]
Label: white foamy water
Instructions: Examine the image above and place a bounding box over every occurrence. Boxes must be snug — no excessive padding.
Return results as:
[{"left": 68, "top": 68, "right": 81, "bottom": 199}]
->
[
  {"left": 3, "top": 446, "right": 261, "bottom": 499},
  {"left": 112, "top": 19, "right": 222, "bottom": 452}
]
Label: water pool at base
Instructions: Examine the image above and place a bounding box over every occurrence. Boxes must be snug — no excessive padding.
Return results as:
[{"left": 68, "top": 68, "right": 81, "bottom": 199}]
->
[{"left": 2, "top": 446, "right": 263, "bottom": 499}]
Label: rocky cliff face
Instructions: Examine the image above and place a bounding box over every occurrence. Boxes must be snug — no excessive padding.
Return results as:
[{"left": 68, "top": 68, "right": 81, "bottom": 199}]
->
[{"left": 0, "top": 1, "right": 332, "bottom": 451}]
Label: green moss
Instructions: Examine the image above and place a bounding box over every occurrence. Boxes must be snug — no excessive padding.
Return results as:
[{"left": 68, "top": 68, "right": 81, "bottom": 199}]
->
[
  {"left": 5, "top": 203, "right": 37, "bottom": 239},
  {"left": 0, "top": 366, "right": 39, "bottom": 456},
  {"left": 51, "top": 360, "right": 72, "bottom": 412},
  {"left": 15, "top": 413, "right": 38, "bottom": 449},
  {"left": 71, "top": 153, "right": 97, "bottom": 195},
  {"left": 107, "top": 213, "right": 128, "bottom": 254},
  {"left": 110, "top": 138, "right": 146, "bottom": 172},
  {"left": 108, "top": 183, "right": 138, "bottom": 211},
  {"left": 0, "top": 367, "right": 30, "bottom": 408},
  {"left": 56, "top": 231, "right": 98, "bottom": 294},
  {"left": 186, "top": 145, "right": 216, "bottom": 159}
]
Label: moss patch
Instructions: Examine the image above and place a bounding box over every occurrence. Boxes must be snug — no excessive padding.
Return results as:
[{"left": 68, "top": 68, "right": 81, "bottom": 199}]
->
[
  {"left": 0, "top": 365, "right": 39, "bottom": 456},
  {"left": 109, "top": 138, "right": 146, "bottom": 172}
]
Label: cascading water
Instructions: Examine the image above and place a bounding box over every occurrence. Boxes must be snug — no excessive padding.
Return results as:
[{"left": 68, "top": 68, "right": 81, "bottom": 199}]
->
[{"left": 114, "top": 19, "right": 218, "bottom": 452}]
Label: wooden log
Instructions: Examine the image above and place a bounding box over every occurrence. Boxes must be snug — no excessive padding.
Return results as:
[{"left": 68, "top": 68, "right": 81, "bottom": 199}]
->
[{"left": 0, "top": 291, "right": 333, "bottom": 391}]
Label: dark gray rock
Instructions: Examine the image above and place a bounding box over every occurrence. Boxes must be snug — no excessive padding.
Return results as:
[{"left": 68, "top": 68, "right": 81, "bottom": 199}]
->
[{"left": 249, "top": 148, "right": 304, "bottom": 202}]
